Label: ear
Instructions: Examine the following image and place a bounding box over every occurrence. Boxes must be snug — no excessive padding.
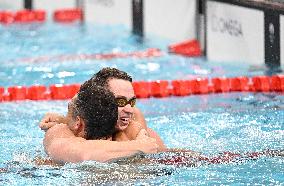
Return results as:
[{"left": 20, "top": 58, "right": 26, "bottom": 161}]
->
[{"left": 74, "top": 116, "right": 85, "bottom": 134}]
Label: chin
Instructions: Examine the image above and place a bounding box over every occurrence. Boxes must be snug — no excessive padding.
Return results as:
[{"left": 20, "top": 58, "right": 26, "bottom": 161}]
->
[{"left": 116, "top": 124, "right": 129, "bottom": 131}]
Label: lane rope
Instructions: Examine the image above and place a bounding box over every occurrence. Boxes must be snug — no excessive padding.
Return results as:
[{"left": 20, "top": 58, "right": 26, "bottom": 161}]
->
[
  {"left": 0, "top": 75, "right": 283, "bottom": 102},
  {"left": 6, "top": 48, "right": 162, "bottom": 64}
]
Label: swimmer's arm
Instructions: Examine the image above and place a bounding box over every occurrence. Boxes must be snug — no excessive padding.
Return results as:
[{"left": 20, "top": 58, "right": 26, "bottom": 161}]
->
[
  {"left": 44, "top": 124, "right": 158, "bottom": 163},
  {"left": 146, "top": 128, "right": 167, "bottom": 152},
  {"left": 133, "top": 108, "right": 167, "bottom": 152},
  {"left": 39, "top": 112, "right": 67, "bottom": 131}
]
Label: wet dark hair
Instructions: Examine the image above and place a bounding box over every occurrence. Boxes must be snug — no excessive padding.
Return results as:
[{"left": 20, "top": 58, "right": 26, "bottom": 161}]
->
[
  {"left": 80, "top": 67, "right": 132, "bottom": 92},
  {"left": 72, "top": 85, "right": 118, "bottom": 140}
]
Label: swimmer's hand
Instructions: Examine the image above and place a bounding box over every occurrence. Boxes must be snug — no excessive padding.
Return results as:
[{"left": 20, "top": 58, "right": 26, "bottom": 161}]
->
[
  {"left": 39, "top": 112, "right": 66, "bottom": 131},
  {"left": 135, "top": 129, "right": 158, "bottom": 154}
]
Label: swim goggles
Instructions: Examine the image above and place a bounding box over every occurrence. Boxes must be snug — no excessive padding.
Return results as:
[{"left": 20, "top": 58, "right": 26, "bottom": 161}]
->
[{"left": 115, "top": 97, "right": 136, "bottom": 107}]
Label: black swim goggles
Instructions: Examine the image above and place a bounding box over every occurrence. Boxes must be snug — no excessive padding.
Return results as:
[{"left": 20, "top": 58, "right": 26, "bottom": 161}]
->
[{"left": 115, "top": 96, "right": 136, "bottom": 107}]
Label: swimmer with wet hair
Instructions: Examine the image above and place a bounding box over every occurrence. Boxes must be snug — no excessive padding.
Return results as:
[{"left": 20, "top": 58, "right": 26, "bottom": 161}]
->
[
  {"left": 43, "top": 84, "right": 159, "bottom": 163},
  {"left": 66, "top": 87, "right": 117, "bottom": 140},
  {"left": 40, "top": 67, "right": 166, "bottom": 153}
]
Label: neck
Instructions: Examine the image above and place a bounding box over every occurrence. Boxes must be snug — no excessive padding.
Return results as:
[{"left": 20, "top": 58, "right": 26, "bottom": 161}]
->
[{"left": 113, "top": 131, "right": 130, "bottom": 141}]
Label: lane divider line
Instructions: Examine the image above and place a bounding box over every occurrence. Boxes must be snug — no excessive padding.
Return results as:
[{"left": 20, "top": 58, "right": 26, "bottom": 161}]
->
[
  {"left": 0, "top": 75, "right": 283, "bottom": 102},
  {"left": 6, "top": 48, "right": 163, "bottom": 64}
]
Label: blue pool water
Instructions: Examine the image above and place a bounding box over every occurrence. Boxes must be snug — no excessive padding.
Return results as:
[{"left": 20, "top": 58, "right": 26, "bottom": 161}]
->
[{"left": 0, "top": 23, "right": 283, "bottom": 185}]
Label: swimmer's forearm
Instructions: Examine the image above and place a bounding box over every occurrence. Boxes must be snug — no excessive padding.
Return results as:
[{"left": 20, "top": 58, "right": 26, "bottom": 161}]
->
[
  {"left": 52, "top": 114, "right": 67, "bottom": 124},
  {"left": 146, "top": 128, "right": 167, "bottom": 152},
  {"left": 44, "top": 124, "right": 158, "bottom": 163},
  {"left": 39, "top": 113, "right": 67, "bottom": 131},
  {"left": 45, "top": 139, "right": 158, "bottom": 163},
  {"left": 82, "top": 140, "right": 157, "bottom": 162}
]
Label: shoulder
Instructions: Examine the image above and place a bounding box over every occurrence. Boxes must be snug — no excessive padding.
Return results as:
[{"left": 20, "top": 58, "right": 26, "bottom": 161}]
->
[
  {"left": 134, "top": 107, "right": 143, "bottom": 117},
  {"left": 45, "top": 124, "right": 74, "bottom": 139},
  {"left": 133, "top": 107, "right": 147, "bottom": 127},
  {"left": 43, "top": 124, "right": 86, "bottom": 162},
  {"left": 43, "top": 124, "right": 75, "bottom": 150}
]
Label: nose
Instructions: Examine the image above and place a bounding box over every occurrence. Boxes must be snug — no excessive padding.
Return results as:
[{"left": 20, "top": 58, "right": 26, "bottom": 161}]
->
[{"left": 122, "top": 103, "right": 134, "bottom": 114}]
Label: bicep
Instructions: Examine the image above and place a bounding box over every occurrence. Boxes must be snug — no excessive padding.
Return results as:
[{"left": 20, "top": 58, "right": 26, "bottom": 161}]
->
[
  {"left": 43, "top": 125, "right": 114, "bottom": 163},
  {"left": 46, "top": 137, "right": 89, "bottom": 163},
  {"left": 43, "top": 124, "right": 79, "bottom": 162}
]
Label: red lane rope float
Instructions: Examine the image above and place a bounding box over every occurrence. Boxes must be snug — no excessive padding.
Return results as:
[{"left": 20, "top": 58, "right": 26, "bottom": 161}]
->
[
  {"left": 151, "top": 80, "right": 170, "bottom": 98},
  {"left": 212, "top": 77, "right": 230, "bottom": 93},
  {"left": 53, "top": 8, "right": 83, "bottom": 23},
  {"left": 27, "top": 85, "right": 49, "bottom": 100},
  {"left": 50, "top": 84, "right": 80, "bottom": 100},
  {"left": 10, "top": 48, "right": 163, "bottom": 64},
  {"left": 0, "top": 75, "right": 283, "bottom": 103},
  {"left": 0, "top": 87, "right": 4, "bottom": 101},
  {"left": 8, "top": 86, "right": 27, "bottom": 101},
  {"left": 230, "top": 76, "right": 249, "bottom": 91},
  {"left": 0, "top": 11, "right": 14, "bottom": 24},
  {"left": 0, "top": 10, "right": 46, "bottom": 24},
  {"left": 168, "top": 39, "right": 202, "bottom": 57},
  {"left": 14, "top": 10, "right": 46, "bottom": 23},
  {"left": 132, "top": 81, "right": 151, "bottom": 98}
]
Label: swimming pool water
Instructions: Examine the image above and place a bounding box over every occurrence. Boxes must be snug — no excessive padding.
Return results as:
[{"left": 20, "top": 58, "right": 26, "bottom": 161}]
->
[{"left": 0, "top": 23, "right": 283, "bottom": 185}]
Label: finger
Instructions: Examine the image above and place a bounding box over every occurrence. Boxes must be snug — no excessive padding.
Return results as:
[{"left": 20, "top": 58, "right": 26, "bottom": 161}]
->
[
  {"left": 40, "top": 121, "right": 58, "bottom": 131},
  {"left": 41, "top": 116, "right": 51, "bottom": 123},
  {"left": 149, "top": 137, "right": 156, "bottom": 143},
  {"left": 151, "top": 144, "right": 159, "bottom": 153},
  {"left": 155, "top": 145, "right": 159, "bottom": 153}
]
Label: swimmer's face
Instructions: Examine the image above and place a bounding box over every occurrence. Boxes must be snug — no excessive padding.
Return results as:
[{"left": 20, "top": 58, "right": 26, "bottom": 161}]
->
[{"left": 108, "top": 78, "right": 135, "bottom": 131}]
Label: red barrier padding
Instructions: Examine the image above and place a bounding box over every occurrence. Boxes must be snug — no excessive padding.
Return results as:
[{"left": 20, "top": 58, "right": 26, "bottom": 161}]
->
[
  {"left": 252, "top": 76, "right": 270, "bottom": 92},
  {"left": 191, "top": 78, "right": 209, "bottom": 94},
  {"left": 132, "top": 81, "right": 151, "bottom": 98},
  {"left": 151, "top": 80, "right": 170, "bottom": 98},
  {"left": 171, "top": 80, "right": 191, "bottom": 96},
  {"left": 53, "top": 8, "right": 83, "bottom": 23},
  {"left": 270, "top": 75, "right": 284, "bottom": 92},
  {"left": 212, "top": 77, "right": 230, "bottom": 93},
  {"left": 1, "top": 10, "right": 45, "bottom": 24},
  {"left": 168, "top": 39, "right": 201, "bottom": 57},
  {"left": 8, "top": 86, "right": 27, "bottom": 101},
  {"left": 230, "top": 77, "right": 249, "bottom": 91},
  {"left": 27, "top": 85, "right": 47, "bottom": 100},
  {"left": 50, "top": 84, "right": 69, "bottom": 100},
  {"left": 0, "top": 11, "right": 14, "bottom": 24}
]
